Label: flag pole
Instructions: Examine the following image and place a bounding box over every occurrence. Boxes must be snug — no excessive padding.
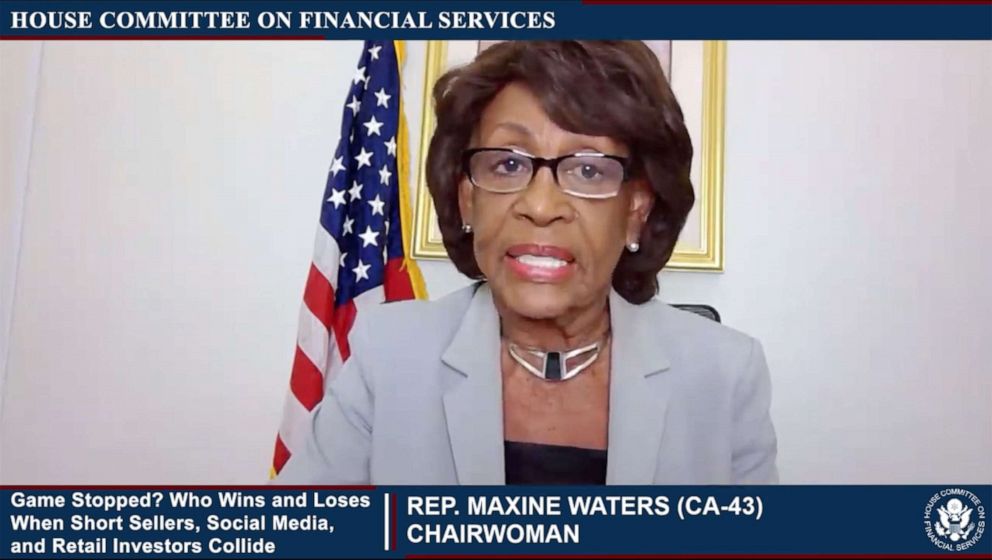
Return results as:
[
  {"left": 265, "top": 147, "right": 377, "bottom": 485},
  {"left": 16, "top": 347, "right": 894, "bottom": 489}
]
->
[{"left": 393, "top": 40, "right": 428, "bottom": 300}]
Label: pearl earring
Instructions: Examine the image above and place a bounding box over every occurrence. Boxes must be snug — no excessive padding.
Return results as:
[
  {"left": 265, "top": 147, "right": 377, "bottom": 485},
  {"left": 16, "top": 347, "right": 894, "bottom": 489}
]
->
[
  {"left": 627, "top": 242, "right": 640, "bottom": 253},
  {"left": 462, "top": 223, "right": 473, "bottom": 234}
]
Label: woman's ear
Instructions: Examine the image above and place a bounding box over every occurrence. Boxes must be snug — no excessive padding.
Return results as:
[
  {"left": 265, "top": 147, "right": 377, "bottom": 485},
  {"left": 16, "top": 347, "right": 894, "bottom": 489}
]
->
[
  {"left": 626, "top": 180, "right": 656, "bottom": 244},
  {"left": 458, "top": 175, "right": 474, "bottom": 228}
]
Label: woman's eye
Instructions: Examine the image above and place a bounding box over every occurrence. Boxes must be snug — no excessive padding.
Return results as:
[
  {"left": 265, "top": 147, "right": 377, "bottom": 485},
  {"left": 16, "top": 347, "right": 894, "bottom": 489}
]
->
[
  {"left": 493, "top": 157, "right": 527, "bottom": 175},
  {"left": 581, "top": 165, "right": 603, "bottom": 179},
  {"left": 570, "top": 164, "right": 604, "bottom": 181}
]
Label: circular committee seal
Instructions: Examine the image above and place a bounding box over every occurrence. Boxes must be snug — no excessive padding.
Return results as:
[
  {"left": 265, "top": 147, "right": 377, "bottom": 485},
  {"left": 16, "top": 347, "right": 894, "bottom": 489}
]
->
[{"left": 923, "top": 488, "right": 986, "bottom": 551}]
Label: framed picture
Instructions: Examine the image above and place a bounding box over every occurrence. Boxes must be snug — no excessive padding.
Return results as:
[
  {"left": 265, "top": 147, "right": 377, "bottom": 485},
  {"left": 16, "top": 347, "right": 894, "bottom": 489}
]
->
[{"left": 411, "top": 41, "right": 725, "bottom": 271}]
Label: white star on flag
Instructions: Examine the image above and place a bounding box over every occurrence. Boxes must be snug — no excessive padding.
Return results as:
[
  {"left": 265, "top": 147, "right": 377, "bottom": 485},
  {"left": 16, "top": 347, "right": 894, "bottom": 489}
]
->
[
  {"left": 339, "top": 251, "right": 347, "bottom": 267},
  {"left": 353, "top": 66, "right": 368, "bottom": 86},
  {"left": 329, "top": 156, "right": 345, "bottom": 176},
  {"left": 345, "top": 96, "right": 361, "bottom": 116},
  {"left": 349, "top": 181, "right": 363, "bottom": 200},
  {"left": 363, "top": 115, "right": 384, "bottom": 137},
  {"left": 385, "top": 136, "right": 397, "bottom": 157},
  {"left": 368, "top": 194, "right": 385, "bottom": 216},
  {"left": 327, "top": 189, "right": 346, "bottom": 209},
  {"left": 354, "top": 147, "right": 373, "bottom": 169},
  {"left": 343, "top": 216, "right": 355, "bottom": 235},
  {"left": 368, "top": 45, "right": 382, "bottom": 60},
  {"left": 378, "top": 164, "right": 392, "bottom": 185},
  {"left": 374, "top": 88, "right": 391, "bottom": 108},
  {"left": 352, "top": 259, "right": 371, "bottom": 281},
  {"left": 358, "top": 226, "right": 379, "bottom": 247}
]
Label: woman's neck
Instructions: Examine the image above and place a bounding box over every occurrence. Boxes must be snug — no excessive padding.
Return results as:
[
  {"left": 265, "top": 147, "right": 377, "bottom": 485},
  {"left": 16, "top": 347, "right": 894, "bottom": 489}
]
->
[{"left": 496, "top": 293, "right": 611, "bottom": 351}]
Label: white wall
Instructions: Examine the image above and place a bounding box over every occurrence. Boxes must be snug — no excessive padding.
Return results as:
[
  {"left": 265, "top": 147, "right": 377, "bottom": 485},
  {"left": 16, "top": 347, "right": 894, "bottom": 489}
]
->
[
  {"left": 0, "top": 41, "right": 367, "bottom": 483},
  {"left": 0, "top": 42, "right": 43, "bottom": 441},
  {"left": 660, "top": 41, "right": 992, "bottom": 483},
  {"left": 1, "top": 41, "right": 989, "bottom": 484}
]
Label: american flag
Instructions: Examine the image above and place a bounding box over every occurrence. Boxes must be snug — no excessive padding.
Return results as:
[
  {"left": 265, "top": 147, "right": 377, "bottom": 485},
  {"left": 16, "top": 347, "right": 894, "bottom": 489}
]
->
[{"left": 272, "top": 40, "right": 426, "bottom": 476}]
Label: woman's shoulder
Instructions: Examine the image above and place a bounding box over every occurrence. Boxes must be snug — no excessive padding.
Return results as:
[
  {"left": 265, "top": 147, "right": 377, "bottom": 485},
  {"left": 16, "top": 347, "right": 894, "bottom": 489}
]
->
[
  {"left": 636, "top": 296, "right": 754, "bottom": 343},
  {"left": 357, "top": 283, "right": 476, "bottom": 332},
  {"left": 345, "top": 284, "right": 479, "bottom": 364},
  {"left": 631, "top": 296, "right": 762, "bottom": 374}
]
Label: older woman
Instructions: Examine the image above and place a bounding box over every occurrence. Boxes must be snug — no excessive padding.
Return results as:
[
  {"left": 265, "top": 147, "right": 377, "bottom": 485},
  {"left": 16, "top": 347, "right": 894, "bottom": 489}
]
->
[{"left": 276, "top": 41, "right": 777, "bottom": 485}]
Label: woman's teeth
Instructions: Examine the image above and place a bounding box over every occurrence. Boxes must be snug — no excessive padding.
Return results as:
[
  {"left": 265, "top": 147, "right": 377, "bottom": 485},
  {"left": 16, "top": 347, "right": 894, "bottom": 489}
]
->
[{"left": 514, "top": 255, "right": 569, "bottom": 269}]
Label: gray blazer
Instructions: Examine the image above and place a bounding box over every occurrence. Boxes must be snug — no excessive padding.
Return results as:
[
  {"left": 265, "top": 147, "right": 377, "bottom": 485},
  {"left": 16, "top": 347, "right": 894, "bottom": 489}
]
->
[{"left": 274, "top": 283, "right": 778, "bottom": 485}]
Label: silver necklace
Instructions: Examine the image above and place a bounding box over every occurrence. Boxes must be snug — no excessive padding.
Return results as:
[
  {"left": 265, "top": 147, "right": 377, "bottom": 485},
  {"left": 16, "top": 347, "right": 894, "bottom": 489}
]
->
[{"left": 506, "top": 339, "right": 604, "bottom": 381}]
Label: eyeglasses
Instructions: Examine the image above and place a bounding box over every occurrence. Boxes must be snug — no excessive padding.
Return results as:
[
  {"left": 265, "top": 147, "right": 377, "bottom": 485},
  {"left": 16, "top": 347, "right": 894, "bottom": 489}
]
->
[{"left": 462, "top": 148, "right": 631, "bottom": 200}]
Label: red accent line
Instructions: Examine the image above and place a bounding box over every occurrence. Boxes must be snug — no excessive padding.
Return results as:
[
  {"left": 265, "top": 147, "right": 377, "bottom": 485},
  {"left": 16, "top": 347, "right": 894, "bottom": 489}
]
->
[
  {"left": 404, "top": 554, "right": 989, "bottom": 560},
  {"left": 303, "top": 263, "right": 335, "bottom": 330},
  {"left": 384, "top": 257, "right": 416, "bottom": 301},
  {"left": 391, "top": 493, "right": 398, "bottom": 551},
  {"left": 289, "top": 346, "right": 324, "bottom": 411},
  {"left": 0, "top": 35, "right": 325, "bottom": 41},
  {"left": 0, "top": 485, "right": 375, "bottom": 490},
  {"left": 583, "top": 0, "right": 990, "bottom": 3},
  {"left": 332, "top": 299, "right": 357, "bottom": 361},
  {"left": 272, "top": 435, "right": 291, "bottom": 474}
]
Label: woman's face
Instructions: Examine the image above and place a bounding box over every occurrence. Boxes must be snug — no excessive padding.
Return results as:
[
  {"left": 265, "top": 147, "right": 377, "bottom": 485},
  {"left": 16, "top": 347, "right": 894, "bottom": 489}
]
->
[{"left": 459, "top": 82, "right": 654, "bottom": 321}]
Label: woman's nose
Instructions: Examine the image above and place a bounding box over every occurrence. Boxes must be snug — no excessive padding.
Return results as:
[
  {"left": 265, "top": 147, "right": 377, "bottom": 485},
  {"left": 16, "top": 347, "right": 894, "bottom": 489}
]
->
[{"left": 512, "top": 167, "right": 573, "bottom": 226}]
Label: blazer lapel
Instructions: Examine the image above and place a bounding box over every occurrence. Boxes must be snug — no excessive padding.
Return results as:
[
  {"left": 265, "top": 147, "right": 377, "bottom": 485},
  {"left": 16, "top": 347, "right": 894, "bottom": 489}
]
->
[
  {"left": 606, "top": 291, "right": 674, "bottom": 484},
  {"left": 440, "top": 283, "right": 506, "bottom": 484}
]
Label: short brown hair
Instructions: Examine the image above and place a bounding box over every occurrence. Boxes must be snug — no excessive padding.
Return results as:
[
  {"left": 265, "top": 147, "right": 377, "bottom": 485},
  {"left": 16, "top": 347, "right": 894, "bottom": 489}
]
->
[{"left": 425, "top": 41, "right": 694, "bottom": 304}]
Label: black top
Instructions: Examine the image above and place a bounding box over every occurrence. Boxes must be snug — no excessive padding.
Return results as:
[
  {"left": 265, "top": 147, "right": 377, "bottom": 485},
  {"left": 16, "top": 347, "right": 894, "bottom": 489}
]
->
[{"left": 504, "top": 440, "right": 608, "bottom": 485}]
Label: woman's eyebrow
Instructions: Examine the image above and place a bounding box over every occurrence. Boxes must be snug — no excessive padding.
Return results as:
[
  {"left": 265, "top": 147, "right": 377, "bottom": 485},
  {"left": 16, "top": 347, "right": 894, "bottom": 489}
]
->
[{"left": 491, "top": 121, "right": 534, "bottom": 138}]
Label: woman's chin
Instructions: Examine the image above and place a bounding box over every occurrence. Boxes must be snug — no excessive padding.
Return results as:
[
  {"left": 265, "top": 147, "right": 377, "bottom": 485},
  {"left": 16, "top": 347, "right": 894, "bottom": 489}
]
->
[{"left": 496, "top": 282, "right": 577, "bottom": 321}]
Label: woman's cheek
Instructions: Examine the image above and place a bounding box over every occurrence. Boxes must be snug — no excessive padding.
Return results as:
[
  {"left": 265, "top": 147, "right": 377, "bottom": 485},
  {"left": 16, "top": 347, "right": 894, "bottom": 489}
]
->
[
  {"left": 582, "top": 213, "right": 625, "bottom": 284},
  {"left": 472, "top": 197, "right": 514, "bottom": 276},
  {"left": 472, "top": 227, "right": 501, "bottom": 278}
]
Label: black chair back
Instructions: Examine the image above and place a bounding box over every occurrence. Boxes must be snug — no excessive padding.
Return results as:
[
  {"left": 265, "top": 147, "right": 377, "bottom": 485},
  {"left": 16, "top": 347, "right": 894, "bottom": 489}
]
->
[{"left": 672, "top": 304, "right": 721, "bottom": 323}]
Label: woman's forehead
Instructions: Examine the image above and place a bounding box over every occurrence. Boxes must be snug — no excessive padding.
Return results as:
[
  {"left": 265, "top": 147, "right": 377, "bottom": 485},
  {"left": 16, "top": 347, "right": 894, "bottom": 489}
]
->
[{"left": 475, "top": 82, "right": 628, "bottom": 155}]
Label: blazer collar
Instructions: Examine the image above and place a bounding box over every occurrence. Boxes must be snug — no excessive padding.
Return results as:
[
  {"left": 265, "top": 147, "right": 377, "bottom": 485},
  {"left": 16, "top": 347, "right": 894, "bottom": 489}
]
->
[
  {"left": 608, "top": 288, "right": 672, "bottom": 378},
  {"left": 441, "top": 283, "right": 506, "bottom": 484},
  {"left": 440, "top": 283, "right": 674, "bottom": 485},
  {"left": 441, "top": 282, "right": 501, "bottom": 381},
  {"left": 605, "top": 289, "right": 674, "bottom": 484}
]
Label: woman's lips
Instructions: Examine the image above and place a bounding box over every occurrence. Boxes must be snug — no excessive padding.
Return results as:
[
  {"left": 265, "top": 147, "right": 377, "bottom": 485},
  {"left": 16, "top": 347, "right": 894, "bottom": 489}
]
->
[{"left": 504, "top": 244, "right": 576, "bottom": 283}]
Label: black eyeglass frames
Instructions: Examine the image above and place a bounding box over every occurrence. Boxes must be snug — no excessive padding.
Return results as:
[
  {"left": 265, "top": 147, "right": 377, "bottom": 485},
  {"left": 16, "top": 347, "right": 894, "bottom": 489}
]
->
[{"left": 462, "top": 148, "right": 631, "bottom": 199}]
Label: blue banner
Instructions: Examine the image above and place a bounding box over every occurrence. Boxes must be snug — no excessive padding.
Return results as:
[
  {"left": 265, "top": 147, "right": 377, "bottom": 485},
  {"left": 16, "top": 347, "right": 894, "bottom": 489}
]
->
[
  {"left": 2, "top": 486, "right": 989, "bottom": 557},
  {"left": 0, "top": 1, "right": 990, "bottom": 40}
]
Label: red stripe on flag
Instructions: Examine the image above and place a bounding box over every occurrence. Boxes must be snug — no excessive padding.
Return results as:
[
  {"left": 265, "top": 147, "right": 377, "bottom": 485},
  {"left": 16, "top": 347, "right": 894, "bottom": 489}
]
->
[
  {"left": 383, "top": 257, "right": 416, "bottom": 301},
  {"left": 332, "top": 300, "right": 357, "bottom": 361},
  {"left": 302, "top": 263, "right": 335, "bottom": 329},
  {"left": 273, "top": 435, "right": 291, "bottom": 474},
  {"left": 289, "top": 346, "right": 324, "bottom": 411}
]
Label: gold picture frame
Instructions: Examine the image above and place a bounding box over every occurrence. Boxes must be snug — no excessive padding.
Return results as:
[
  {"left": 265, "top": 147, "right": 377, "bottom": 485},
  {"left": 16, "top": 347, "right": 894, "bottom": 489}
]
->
[{"left": 411, "top": 41, "right": 725, "bottom": 271}]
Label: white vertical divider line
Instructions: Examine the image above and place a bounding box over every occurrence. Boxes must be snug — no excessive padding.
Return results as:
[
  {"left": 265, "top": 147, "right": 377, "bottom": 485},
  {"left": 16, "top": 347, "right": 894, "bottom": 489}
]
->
[{"left": 383, "top": 492, "right": 390, "bottom": 551}]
